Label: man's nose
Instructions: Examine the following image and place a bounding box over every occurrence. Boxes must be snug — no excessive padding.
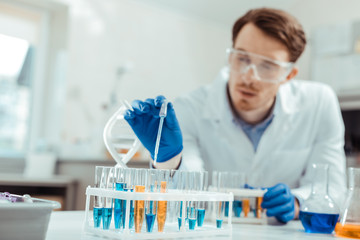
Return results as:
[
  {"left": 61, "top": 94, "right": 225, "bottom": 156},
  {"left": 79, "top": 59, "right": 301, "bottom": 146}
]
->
[{"left": 241, "top": 64, "right": 260, "bottom": 84}]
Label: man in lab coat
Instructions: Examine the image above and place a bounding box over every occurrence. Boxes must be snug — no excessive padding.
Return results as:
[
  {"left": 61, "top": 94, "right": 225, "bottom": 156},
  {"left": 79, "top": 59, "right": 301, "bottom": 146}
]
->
[{"left": 125, "top": 8, "right": 346, "bottom": 223}]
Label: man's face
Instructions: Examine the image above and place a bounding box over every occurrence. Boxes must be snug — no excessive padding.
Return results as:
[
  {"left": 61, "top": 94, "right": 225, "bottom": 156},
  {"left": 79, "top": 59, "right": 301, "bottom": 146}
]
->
[{"left": 228, "top": 23, "right": 295, "bottom": 112}]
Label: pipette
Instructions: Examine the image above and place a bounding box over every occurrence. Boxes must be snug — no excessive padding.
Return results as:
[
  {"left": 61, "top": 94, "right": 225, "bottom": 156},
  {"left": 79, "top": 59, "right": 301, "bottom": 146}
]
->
[{"left": 153, "top": 100, "right": 168, "bottom": 166}]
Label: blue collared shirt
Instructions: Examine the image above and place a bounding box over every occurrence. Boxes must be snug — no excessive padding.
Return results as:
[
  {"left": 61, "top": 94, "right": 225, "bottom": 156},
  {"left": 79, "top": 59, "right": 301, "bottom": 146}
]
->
[{"left": 234, "top": 110, "right": 275, "bottom": 152}]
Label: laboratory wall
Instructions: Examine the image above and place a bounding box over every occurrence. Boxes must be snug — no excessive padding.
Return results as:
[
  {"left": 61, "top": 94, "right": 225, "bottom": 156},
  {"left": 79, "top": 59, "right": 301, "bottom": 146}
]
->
[
  {"left": 287, "top": 0, "right": 360, "bottom": 81},
  {"left": 61, "top": 0, "right": 230, "bottom": 158}
]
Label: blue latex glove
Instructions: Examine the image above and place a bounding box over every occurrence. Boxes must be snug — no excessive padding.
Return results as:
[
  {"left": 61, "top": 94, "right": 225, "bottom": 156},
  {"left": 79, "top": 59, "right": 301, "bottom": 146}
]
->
[
  {"left": 261, "top": 183, "right": 295, "bottom": 223},
  {"left": 124, "top": 95, "right": 183, "bottom": 163}
]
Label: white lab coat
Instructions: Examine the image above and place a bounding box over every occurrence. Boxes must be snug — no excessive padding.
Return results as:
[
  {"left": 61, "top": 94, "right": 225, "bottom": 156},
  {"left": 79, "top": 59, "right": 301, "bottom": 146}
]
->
[{"left": 173, "top": 68, "right": 346, "bottom": 206}]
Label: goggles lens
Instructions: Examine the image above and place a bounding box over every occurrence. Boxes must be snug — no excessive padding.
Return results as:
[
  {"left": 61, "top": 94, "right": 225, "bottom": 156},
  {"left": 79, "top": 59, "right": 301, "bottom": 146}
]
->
[{"left": 227, "top": 48, "right": 294, "bottom": 82}]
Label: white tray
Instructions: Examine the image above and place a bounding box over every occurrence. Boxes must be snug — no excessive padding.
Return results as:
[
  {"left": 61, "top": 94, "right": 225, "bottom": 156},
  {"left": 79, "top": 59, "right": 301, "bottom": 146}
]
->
[{"left": 0, "top": 195, "right": 61, "bottom": 240}]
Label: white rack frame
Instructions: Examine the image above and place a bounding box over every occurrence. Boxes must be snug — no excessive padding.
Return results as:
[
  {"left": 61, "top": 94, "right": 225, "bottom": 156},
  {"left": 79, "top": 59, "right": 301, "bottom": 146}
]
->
[{"left": 83, "top": 186, "right": 234, "bottom": 239}]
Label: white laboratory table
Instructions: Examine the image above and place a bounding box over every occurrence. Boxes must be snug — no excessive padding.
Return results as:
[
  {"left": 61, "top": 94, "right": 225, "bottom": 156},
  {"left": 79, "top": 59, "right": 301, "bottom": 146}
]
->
[{"left": 46, "top": 211, "right": 349, "bottom": 240}]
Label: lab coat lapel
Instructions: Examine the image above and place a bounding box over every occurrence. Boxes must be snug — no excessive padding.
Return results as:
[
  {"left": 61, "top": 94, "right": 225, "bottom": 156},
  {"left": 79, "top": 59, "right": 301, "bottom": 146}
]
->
[
  {"left": 252, "top": 81, "right": 300, "bottom": 170},
  {"left": 202, "top": 67, "right": 254, "bottom": 163}
]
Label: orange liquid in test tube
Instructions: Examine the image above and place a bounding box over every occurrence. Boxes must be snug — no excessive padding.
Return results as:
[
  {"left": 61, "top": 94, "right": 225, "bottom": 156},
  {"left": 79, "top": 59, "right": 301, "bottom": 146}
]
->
[
  {"left": 243, "top": 199, "right": 250, "bottom": 217},
  {"left": 157, "top": 181, "right": 167, "bottom": 232},
  {"left": 256, "top": 197, "right": 263, "bottom": 218},
  {"left": 135, "top": 185, "right": 145, "bottom": 233}
]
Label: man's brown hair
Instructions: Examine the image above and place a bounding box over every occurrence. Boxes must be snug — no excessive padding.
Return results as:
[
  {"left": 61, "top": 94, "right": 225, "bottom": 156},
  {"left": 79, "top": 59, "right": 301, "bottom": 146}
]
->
[{"left": 232, "top": 8, "right": 306, "bottom": 62}]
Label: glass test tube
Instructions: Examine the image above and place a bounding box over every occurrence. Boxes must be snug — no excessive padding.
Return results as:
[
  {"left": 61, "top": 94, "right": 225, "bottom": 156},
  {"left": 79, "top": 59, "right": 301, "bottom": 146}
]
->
[
  {"left": 124, "top": 168, "right": 135, "bottom": 229},
  {"left": 157, "top": 169, "right": 170, "bottom": 232},
  {"left": 93, "top": 166, "right": 104, "bottom": 228},
  {"left": 256, "top": 197, "right": 263, "bottom": 218},
  {"left": 114, "top": 167, "right": 126, "bottom": 229},
  {"left": 188, "top": 172, "right": 198, "bottom": 230},
  {"left": 234, "top": 172, "right": 246, "bottom": 218},
  {"left": 216, "top": 172, "right": 228, "bottom": 228},
  {"left": 196, "top": 171, "right": 208, "bottom": 227},
  {"left": 242, "top": 199, "right": 250, "bottom": 217},
  {"left": 145, "top": 170, "right": 157, "bottom": 233},
  {"left": 176, "top": 171, "right": 187, "bottom": 231},
  {"left": 134, "top": 169, "right": 147, "bottom": 233},
  {"left": 100, "top": 167, "right": 115, "bottom": 230},
  {"left": 167, "top": 169, "right": 179, "bottom": 224}
]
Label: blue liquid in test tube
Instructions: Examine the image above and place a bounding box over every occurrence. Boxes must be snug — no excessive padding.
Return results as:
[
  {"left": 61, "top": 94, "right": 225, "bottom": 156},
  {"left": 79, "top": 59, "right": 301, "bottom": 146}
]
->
[
  {"left": 197, "top": 209, "right": 205, "bottom": 227},
  {"left": 102, "top": 208, "right": 113, "bottom": 230},
  {"left": 224, "top": 202, "right": 229, "bottom": 217},
  {"left": 93, "top": 207, "right": 103, "bottom": 228},
  {"left": 114, "top": 182, "right": 126, "bottom": 229},
  {"left": 233, "top": 200, "right": 242, "bottom": 217},
  {"left": 178, "top": 202, "right": 188, "bottom": 230},
  {"left": 145, "top": 213, "right": 156, "bottom": 232},
  {"left": 188, "top": 218, "right": 196, "bottom": 230},
  {"left": 178, "top": 217, "right": 182, "bottom": 230},
  {"left": 216, "top": 219, "right": 223, "bottom": 229}
]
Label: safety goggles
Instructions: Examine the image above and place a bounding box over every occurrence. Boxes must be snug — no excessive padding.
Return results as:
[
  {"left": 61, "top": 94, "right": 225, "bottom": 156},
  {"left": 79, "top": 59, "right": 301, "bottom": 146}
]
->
[{"left": 226, "top": 48, "right": 294, "bottom": 83}]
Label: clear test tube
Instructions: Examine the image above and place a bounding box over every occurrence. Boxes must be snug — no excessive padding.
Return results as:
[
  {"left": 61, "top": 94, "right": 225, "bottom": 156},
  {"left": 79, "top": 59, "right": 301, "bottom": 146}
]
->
[
  {"left": 114, "top": 167, "right": 126, "bottom": 230},
  {"left": 188, "top": 171, "right": 198, "bottom": 230},
  {"left": 93, "top": 166, "right": 104, "bottom": 228},
  {"left": 216, "top": 172, "right": 228, "bottom": 228},
  {"left": 124, "top": 168, "right": 135, "bottom": 229},
  {"left": 176, "top": 171, "right": 187, "bottom": 231},
  {"left": 232, "top": 172, "right": 246, "bottom": 218},
  {"left": 197, "top": 171, "right": 208, "bottom": 227},
  {"left": 145, "top": 169, "right": 158, "bottom": 233},
  {"left": 134, "top": 168, "right": 147, "bottom": 233},
  {"left": 167, "top": 169, "right": 179, "bottom": 224},
  {"left": 100, "top": 167, "right": 115, "bottom": 230},
  {"left": 157, "top": 169, "right": 170, "bottom": 232}
]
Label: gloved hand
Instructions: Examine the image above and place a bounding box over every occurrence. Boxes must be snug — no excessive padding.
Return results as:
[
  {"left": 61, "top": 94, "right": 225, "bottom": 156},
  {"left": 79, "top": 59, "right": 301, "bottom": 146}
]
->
[
  {"left": 261, "top": 183, "right": 295, "bottom": 223},
  {"left": 124, "top": 95, "right": 183, "bottom": 163}
]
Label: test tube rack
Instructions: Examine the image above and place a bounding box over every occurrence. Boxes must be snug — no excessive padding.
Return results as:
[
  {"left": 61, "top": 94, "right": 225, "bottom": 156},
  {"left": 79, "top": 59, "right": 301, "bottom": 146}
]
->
[
  {"left": 83, "top": 186, "right": 234, "bottom": 239},
  {"left": 209, "top": 187, "right": 267, "bottom": 224}
]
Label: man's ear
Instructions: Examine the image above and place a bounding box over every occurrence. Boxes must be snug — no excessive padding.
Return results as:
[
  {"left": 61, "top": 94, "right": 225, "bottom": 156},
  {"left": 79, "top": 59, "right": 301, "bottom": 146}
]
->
[{"left": 283, "top": 66, "right": 298, "bottom": 84}]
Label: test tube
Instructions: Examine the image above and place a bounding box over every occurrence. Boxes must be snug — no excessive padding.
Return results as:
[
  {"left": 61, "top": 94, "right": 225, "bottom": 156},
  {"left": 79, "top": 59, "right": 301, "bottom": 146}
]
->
[
  {"left": 196, "top": 171, "right": 208, "bottom": 227},
  {"left": 157, "top": 169, "right": 170, "bottom": 232},
  {"left": 256, "top": 197, "right": 263, "bottom": 218},
  {"left": 167, "top": 169, "right": 179, "bottom": 224},
  {"left": 145, "top": 170, "right": 157, "bottom": 233},
  {"left": 134, "top": 169, "right": 147, "bottom": 233},
  {"left": 242, "top": 199, "right": 250, "bottom": 217},
  {"left": 93, "top": 166, "right": 104, "bottom": 228},
  {"left": 176, "top": 171, "right": 187, "bottom": 231},
  {"left": 114, "top": 167, "right": 126, "bottom": 230},
  {"left": 216, "top": 172, "right": 228, "bottom": 228},
  {"left": 124, "top": 168, "right": 135, "bottom": 229},
  {"left": 188, "top": 172, "right": 198, "bottom": 230},
  {"left": 100, "top": 167, "right": 115, "bottom": 230},
  {"left": 232, "top": 172, "right": 246, "bottom": 218}
]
